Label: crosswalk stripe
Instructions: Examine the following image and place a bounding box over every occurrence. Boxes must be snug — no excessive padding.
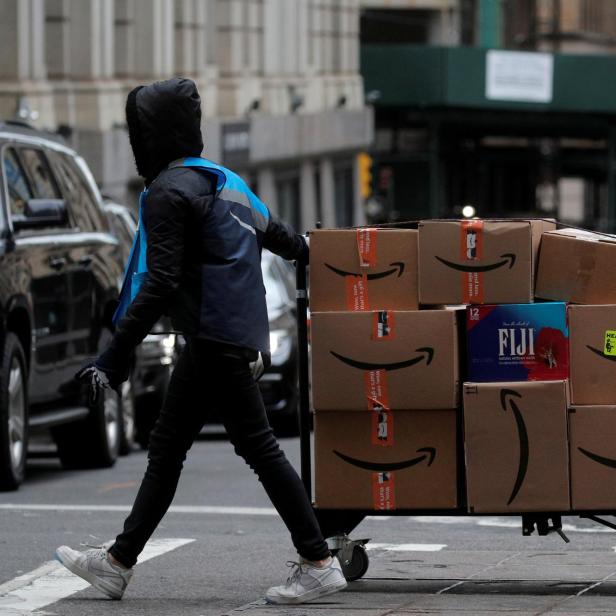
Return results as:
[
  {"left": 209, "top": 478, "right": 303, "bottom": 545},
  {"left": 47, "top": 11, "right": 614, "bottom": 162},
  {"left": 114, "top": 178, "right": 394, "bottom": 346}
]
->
[
  {"left": 367, "top": 543, "right": 446, "bottom": 552},
  {"left": 0, "top": 503, "right": 277, "bottom": 515},
  {"left": 0, "top": 538, "right": 194, "bottom": 614}
]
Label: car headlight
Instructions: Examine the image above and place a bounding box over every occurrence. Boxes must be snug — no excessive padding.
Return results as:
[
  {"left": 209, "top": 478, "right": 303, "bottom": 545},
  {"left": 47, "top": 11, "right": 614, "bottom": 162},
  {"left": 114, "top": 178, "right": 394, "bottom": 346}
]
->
[{"left": 269, "top": 329, "right": 292, "bottom": 365}]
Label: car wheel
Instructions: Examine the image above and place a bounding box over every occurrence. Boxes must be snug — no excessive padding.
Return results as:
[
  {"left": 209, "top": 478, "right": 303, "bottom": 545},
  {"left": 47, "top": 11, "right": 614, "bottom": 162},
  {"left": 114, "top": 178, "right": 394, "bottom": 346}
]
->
[
  {"left": 53, "top": 328, "right": 121, "bottom": 469},
  {"left": 0, "top": 333, "right": 28, "bottom": 491},
  {"left": 119, "top": 378, "right": 136, "bottom": 456},
  {"left": 54, "top": 385, "right": 121, "bottom": 469}
]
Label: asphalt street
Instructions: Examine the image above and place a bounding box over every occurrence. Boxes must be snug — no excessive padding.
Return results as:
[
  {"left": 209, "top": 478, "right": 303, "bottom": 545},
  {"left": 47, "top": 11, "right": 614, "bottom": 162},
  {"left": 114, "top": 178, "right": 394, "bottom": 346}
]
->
[{"left": 3, "top": 430, "right": 616, "bottom": 615}]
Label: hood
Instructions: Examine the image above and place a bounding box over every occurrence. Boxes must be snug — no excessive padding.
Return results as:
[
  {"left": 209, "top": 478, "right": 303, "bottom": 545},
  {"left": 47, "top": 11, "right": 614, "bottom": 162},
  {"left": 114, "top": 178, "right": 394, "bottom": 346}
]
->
[{"left": 125, "top": 77, "right": 204, "bottom": 185}]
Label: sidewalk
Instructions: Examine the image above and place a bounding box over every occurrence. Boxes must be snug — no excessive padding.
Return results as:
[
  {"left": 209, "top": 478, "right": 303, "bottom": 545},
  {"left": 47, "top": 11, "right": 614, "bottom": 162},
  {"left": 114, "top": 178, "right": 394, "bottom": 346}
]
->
[{"left": 226, "top": 548, "right": 616, "bottom": 615}]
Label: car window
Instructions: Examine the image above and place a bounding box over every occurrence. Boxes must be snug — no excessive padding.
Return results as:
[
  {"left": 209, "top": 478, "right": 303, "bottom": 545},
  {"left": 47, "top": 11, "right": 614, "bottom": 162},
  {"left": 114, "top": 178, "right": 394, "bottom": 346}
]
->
[
  {"left": 273, "top": 257, "right": 295, "bottom": 303},
  {"left": 263, "top": 258, "right": 286, "bottom": 311},
  {"left": 18, "top": 148, "right": 61, "bottom": 200},
  {"left": 110, "top": 213, "right": 134, "bottom": 247},
  {"left": 3, "top": 148, "right": 33, "bottom": 220},
  {"left": 49, "top": 151, "right": 106, "bottom": 232}
]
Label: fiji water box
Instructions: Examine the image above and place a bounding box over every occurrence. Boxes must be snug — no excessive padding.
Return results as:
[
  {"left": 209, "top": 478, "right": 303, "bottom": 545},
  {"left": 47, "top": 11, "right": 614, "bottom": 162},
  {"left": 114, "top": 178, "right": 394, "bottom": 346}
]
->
[{"left": 466, "top": 303, "right": 569, "bottom": 382}]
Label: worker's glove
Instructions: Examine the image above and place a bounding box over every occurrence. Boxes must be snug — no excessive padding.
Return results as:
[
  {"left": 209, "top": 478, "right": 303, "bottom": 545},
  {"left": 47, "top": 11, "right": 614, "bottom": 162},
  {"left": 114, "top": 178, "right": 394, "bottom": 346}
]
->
[
  {"left": 75, "top": 345, "right": 131, "bottom": 403},
  {"left": 75, "top": 364, "right": 113, "bottom": 404},
  {"left": 249, "top": 351, "right": 271, "bottom": 382},
  {"left": 301, "top": 234, "right": 310, "bottom": 263}
]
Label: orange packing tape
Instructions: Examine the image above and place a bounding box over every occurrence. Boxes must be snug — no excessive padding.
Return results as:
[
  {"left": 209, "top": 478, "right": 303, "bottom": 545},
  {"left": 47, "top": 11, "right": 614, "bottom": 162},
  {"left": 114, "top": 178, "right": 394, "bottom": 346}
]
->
[
  {"left": 365, "top": 370, "right": 390, "bottom": 412},
  {"left": 345, "top": 274, "right": 370, "bottom": 310},
  {"left": 372, "top": 471, "right": 396, "bottom": 510},
  {"left": 461, "top": 220, "right": 485, "bottom": 304},
  {"left": 357, "top": 228, "right": 378, "bottom": 268}
]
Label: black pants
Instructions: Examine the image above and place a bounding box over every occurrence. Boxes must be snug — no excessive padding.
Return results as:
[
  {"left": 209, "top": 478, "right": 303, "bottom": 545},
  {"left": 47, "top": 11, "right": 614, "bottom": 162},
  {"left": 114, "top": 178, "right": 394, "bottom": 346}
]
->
[{"left": 109, "top": 338, "right": 330, "bottom": 567}]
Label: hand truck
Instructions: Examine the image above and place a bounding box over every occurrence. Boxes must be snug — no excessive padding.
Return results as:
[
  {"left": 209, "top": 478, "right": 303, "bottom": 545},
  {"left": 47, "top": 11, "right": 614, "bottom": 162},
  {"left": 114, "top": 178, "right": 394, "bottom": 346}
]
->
[{"left": 294, "top": 249, "right": 616, "bottom": 583}]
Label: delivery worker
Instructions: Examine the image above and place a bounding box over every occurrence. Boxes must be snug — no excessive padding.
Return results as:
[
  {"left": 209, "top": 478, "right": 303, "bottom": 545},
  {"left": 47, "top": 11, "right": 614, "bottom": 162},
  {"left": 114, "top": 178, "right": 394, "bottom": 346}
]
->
[{"left": 54, "top": 77, "right": 347, "bottom": 605}]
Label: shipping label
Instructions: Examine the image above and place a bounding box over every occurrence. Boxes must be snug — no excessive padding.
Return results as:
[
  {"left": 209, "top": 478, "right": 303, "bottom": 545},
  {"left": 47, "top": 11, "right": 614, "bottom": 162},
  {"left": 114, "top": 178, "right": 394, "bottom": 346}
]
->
[
  {"left": 371, "top": 408, "right": 394, "bottom": 447},
  {"left": 604, "top": 330, "right": 616, "bottom": 356},
  {"left": 372, "top": 310, "right": 395, "bottom": 340},
  {"left": 372, "top": 471, "right": 396, "bottom": 510}
]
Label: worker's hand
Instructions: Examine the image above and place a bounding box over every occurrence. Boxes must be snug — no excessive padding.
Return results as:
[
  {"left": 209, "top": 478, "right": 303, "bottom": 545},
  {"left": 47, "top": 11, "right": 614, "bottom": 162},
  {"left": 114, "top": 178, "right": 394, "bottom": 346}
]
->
[
  {"left": 293, "top": 234, "right": 309, "bottom": 267},
  {"left": 75, "top": 364, "right": 113, "bottom": 404},
  {"left": 75, "top": 345, "right": 131, "bottom": 403}
]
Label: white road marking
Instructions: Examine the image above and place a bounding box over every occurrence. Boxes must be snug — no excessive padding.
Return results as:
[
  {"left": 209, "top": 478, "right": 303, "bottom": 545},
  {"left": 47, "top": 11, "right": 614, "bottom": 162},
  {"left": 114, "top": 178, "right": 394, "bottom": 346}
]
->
[
  {"left": 0, "top": 538, "right": 194, "bottom": 614},
  {"left": 408, "top": 516, "right": 615, "bottom": 534},
  {"left": 0, "top": 503, "right": 277, "bottom": 516},
  {"left": 367, "top": 543, "right": 446, "bottom": 552}
]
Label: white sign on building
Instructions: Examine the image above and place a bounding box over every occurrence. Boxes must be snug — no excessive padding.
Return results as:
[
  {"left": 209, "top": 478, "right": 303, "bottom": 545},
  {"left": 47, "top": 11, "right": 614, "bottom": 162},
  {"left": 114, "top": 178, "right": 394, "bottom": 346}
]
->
[{"left": 486, "top": 50, "right": 554, "bottom": 104}]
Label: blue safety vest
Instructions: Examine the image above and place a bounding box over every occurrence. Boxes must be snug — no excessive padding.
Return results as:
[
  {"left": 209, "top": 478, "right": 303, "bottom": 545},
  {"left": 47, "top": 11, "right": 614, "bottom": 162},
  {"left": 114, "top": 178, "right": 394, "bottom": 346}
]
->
[{"left": 113, "top": 157, "right": 271, "bottom": 354}]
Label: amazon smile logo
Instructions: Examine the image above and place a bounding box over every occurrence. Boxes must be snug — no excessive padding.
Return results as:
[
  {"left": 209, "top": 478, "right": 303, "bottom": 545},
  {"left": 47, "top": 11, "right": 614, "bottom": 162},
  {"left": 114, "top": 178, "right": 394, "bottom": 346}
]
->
[
  {"left": 435, "top": 253, "right": 516, "bottom": 273},
  {"left": 578, "top": 447, "right": 616, "bottom": 469},
  {"left": 333, "top": 447, "right": 436, "bottom": 471},
  {"left": 500, "top": 389, "right": 529, "bottom": 506},
  {"left": 325, "top": 262, "right": 405, "bottom": 280},
  {"left": 586, "top": 345, "right": 616, "bottom": 362},
  {"left": 330, "top": 347, "right": 434, "bottom": 371}
]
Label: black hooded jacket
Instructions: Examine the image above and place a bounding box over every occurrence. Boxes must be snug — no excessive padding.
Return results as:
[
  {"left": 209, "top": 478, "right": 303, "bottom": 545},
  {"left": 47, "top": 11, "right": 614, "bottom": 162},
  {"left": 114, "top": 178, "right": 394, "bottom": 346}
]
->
[{"left": 110, "top": 78, "right": 307, "bottom": 357}]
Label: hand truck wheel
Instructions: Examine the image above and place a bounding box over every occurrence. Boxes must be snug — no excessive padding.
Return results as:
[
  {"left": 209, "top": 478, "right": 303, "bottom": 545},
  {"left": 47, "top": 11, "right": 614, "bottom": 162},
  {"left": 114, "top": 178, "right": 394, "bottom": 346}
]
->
[
  {"left": 340, "top": 544, "right": 369, "bottom": 581},
  {"left": 327, "top": 534, "right": 371, "bottom": 582}
]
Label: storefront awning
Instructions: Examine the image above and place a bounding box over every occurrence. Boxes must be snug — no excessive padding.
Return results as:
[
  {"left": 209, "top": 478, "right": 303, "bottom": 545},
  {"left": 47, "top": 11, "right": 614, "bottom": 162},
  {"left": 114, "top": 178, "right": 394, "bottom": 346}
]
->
[{"left": 362, "top": 45, "right": 616, "bottom": 116}]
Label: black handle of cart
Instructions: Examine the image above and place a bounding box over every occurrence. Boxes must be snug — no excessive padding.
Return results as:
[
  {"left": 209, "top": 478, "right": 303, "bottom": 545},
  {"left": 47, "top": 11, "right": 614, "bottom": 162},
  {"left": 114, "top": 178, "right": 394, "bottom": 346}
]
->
[{"left": 295, "top": 254, "right": 312, "bottom": 499}]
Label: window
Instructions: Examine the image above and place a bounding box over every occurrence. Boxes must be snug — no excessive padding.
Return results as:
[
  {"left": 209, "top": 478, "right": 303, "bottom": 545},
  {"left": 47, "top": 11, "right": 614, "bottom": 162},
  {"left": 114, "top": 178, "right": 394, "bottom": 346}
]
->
[
  {"left": 49, "top": 152, "right": 106, "bottom": 232},
  {"left": 3, "top": 148, "right": 33, "bottom": 220},
  {"left": 276, "top": 174, "right": 300, "bottom": 230},
  {"left": 334, "top": 163, "right": 354, "bottom": 227},
  {"left": 19, "top": 148, "right": 61, "bottom": 200}
]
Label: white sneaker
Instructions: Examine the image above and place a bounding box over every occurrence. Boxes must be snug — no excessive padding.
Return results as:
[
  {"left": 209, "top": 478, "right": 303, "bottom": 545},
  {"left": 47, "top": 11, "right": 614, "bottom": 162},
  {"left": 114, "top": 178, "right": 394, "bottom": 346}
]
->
[
  {"left": 55, "top": 544, "right": 133, "bottom": 600},
  {"left": 265, "top": 556, "right": 347, "bottom": 605}
]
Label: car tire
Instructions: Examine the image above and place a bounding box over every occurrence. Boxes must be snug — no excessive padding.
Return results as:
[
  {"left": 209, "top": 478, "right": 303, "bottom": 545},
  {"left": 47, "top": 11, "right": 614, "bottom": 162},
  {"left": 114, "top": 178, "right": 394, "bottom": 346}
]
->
[
  {"left": 119, "top": 378, "right": 136, "bottom": 456},
  {"left": 0, "top": 333, "right": 29, "bottom": 491},
  {"left": 53, "top": 328, "right": 121, "bottom": 469},
  {"left": 54, "top": 385, "right": 121, "bottom": 470}
]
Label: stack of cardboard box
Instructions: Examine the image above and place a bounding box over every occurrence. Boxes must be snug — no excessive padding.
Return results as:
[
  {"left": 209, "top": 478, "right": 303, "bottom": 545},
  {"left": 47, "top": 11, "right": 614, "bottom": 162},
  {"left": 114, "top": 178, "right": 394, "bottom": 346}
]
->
[
  {"left": 419, "top": 219, "right": 573, "bottom": 513},
  {"left": 310, "top": 229, "right": 460, "bottom": 510},
  {"left": 536, "top": 228, "right": 616, "bottom": 510},
  {"left": 309, "top": 220, "right": 616, "bottom": 514}
]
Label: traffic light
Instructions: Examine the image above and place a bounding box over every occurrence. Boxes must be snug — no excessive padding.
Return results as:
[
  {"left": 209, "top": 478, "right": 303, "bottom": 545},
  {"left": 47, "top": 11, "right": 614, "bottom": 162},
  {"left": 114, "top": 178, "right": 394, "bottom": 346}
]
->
[{"left": 358, "top": 152, "right": 373, "bottom": 200}]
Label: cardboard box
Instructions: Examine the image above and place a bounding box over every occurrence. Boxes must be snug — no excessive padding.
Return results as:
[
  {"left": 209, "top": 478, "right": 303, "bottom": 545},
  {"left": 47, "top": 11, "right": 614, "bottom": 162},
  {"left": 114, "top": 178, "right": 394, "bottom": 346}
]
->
[
  {"left": 466, "top": 302, "right": 569, "bottom": 382},
  {"left": 569, "top": 305, "right": 616, "bottom": 405},
  {"left": 418, "top": 219, "right": 555, "bottom": 305},
  {"left": 310, "top": 228, "right": 418, "bottom": 312},
  {"left": 311, "top": 310, "right": 459, "bottom": 411},
  {"left": 569, "top": 405, "right": 616, "bottom": 510},
  {"left": 463, "top": 381, "right": 569, "bottom": 513},
  {"left": 314, "top": 410, "right": 459, "bottom": 510},
  {"left": 536, "top": 228, "right": 616, "bottom": 304}
]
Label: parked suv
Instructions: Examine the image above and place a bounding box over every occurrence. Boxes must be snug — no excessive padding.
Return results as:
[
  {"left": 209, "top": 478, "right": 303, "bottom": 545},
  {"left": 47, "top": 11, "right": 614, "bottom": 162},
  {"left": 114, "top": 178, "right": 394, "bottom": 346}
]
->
[
  {"left": 102, "top": 200, "right": 178, "bottom": 449},
  {"left": 0, "top": 121, "right": 125, "bottom": 490}
]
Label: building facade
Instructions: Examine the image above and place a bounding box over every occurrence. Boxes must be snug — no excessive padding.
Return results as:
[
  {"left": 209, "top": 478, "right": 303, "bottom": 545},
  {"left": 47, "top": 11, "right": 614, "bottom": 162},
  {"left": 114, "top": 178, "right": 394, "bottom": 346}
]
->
[
  {"left": 502, "top": 0, "right": 616, "bottom": 54},
  {"left": 359, "top": 0, "right": 616, "bottom": 230},
  {"left": 0, "top": 0, "right": 373, "bottom": 230}
]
